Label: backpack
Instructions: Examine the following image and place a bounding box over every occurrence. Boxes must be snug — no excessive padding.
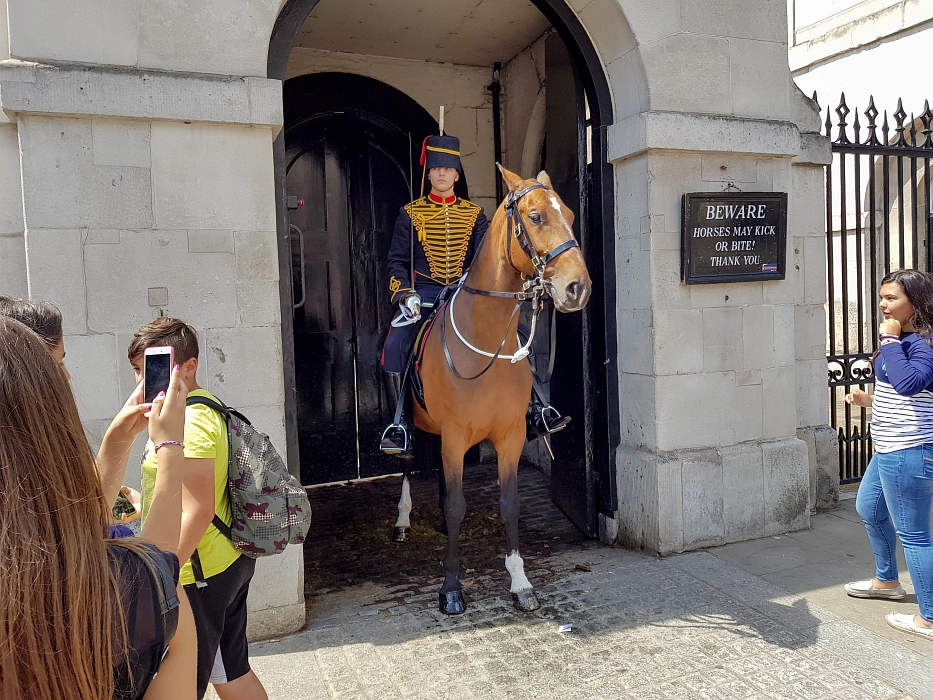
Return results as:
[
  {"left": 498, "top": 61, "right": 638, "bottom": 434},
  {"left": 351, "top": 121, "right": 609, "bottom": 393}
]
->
[{"left": 186, "top": 396, "right": 312, "bottom": 561}]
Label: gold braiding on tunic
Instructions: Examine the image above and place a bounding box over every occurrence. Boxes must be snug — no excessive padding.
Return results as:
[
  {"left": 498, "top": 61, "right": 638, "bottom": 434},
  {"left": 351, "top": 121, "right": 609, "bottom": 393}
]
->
[{"left": 405, "top": 199, "right": 481, "bottom": 286}]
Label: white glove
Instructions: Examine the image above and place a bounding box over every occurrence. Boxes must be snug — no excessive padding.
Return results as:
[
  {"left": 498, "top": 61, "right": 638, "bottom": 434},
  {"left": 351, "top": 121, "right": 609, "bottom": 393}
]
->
[{"left": 400, "top": 294, "right": 422, "bottom": 320}]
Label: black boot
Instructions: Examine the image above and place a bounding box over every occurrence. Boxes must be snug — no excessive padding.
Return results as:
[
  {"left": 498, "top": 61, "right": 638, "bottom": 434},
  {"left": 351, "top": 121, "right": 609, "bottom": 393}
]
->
[
  {"left": 526, "top": 392, "right": 571, "bottom": 443},
  {"left": 380, "top": 372, "right": 413, "bottom": 457}
]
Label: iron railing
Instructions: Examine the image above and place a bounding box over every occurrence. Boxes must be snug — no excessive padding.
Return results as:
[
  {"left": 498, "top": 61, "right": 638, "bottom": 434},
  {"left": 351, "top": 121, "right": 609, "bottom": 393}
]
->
[{"left": 825, "top": 93, "right": 933, "bottom": 483}]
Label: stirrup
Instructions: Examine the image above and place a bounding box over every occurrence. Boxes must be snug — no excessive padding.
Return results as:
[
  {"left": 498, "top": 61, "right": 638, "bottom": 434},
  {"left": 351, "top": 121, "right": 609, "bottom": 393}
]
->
[
  {"left": 527, "top": 405, "right": 570, "bottom": 443},
  {"left": 380, "top": 422, "right": 411, "bottom": 456}
]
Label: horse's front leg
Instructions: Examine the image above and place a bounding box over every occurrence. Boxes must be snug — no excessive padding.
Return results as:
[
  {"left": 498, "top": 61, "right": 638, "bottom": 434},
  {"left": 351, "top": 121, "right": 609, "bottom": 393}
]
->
[
  {"left": 392, "top": 463, "right": 412, "bottom": 542},
  {"left": 438, "top": 436, "right": 467, "bottom": 615},
  {"left": 496, "top": 430, "right": 541, "bottom": 612}
]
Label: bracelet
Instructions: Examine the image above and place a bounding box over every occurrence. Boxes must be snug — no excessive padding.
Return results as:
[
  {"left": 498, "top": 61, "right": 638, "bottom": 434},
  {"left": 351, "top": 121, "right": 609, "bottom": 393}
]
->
[
  {"left": 153, "top": 440, "right": 184, "bottom": 452},
  {"left": 879, "top": 333, "right": 900, "bottom": 340}
]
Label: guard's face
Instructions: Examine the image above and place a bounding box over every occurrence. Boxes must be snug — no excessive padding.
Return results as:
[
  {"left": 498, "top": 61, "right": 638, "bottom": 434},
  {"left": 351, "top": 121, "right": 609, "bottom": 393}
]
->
[
  {"left": 428, "top": 167, "right": 459, "bottom": 194},
  {"left": 879, "top": 282, "right": 915, "bottom": 327}
]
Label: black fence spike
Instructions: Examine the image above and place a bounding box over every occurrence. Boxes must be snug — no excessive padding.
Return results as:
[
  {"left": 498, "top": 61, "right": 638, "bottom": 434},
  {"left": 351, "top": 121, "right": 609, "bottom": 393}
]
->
[
  {"left": 921, "top": 100, "right": 933, "bottom": 149},
  {"left": 825, "top": 104, "right": 833, "bottom": 138},
  {"left": 882, "top": 110, "right": 890, "bottom": 144},
  {"left": 853, "top": 110, "right": 861, "bottom": 144},
  {"left": 909, "top": 113, "right": 917, "bottom": 147},
  {"left": 894, "top": 98, "right": 908, "bottom": 146},
  {"left": 835, "top": 93, "right": 851, "bottom": 144},
  {"left": 865, "top": 96, "right": 880, "bottom": 146}
]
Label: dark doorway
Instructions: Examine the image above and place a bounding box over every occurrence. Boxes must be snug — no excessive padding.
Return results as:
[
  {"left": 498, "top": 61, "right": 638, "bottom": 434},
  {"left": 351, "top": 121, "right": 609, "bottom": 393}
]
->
[
  {"left": 270, "top": 1, "right": 620, "bottom": 534},
  {"left": 285, "top": 74, "right": 441, "bottom": 484}
]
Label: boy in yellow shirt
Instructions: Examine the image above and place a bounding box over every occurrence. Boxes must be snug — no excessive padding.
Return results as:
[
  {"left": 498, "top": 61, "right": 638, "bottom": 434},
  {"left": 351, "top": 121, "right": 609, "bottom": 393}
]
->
[{"left": 130, "top": 317, "right": 268, "bottom": 700}]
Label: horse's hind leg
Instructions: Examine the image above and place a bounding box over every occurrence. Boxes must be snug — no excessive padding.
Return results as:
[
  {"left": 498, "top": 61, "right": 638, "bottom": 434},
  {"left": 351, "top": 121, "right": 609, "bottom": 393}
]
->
[
  {"left": 438, "top": 435, "right": 468, "bottom": 615},
  {"left": 392, "top": 463, "right": 412, "bottom": 542},
  {"left": 495, "top": 429, "right": 541, "bottom": 613}
]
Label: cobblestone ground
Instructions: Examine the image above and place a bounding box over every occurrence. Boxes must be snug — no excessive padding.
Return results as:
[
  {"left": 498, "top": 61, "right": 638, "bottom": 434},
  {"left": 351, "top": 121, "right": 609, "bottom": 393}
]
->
[{"left": 243, "top": 464, "right": 933, "bottom": 700}]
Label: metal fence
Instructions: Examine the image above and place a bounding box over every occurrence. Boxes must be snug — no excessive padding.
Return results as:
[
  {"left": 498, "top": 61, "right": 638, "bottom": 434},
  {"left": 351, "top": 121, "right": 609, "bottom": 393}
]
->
[{"left": 825, "top": 93, "right": 933, "bottom": 483}]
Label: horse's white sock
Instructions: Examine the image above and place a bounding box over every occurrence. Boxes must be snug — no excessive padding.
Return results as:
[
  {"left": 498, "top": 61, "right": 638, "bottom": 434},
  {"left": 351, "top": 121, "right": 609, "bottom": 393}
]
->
[
  {"left": 505, "top": 551, "right": 533, "bottom": 593},
  {"left": 394, "top": 476, "right": 412, "bottom": 528}
]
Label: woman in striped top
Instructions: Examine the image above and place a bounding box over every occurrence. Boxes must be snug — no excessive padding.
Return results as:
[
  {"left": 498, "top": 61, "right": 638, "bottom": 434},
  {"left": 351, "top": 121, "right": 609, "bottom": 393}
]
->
[{"left": 844, "top": 269, "right": 933, "bottom": 640}]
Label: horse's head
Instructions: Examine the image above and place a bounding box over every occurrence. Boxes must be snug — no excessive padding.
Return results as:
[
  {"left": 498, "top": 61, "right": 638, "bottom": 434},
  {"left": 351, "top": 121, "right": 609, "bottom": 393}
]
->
[{"left": 497, "top": 165, "right": 592, "bottom": 313}]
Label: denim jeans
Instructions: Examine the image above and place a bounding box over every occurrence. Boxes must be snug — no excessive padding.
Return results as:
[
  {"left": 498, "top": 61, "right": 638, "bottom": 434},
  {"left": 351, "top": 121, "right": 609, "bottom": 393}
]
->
[{"left": 856, "top": 444, "right": 933, "bottom": 620}]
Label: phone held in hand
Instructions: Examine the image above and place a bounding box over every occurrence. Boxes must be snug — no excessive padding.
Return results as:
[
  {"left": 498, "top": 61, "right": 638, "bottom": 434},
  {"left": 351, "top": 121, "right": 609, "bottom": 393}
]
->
[
  {"left": 143, "top": 346, "right": 174, "bottom": 403},
  {"left": 112, "top": 490, "right": 136, "bottom": 520}
]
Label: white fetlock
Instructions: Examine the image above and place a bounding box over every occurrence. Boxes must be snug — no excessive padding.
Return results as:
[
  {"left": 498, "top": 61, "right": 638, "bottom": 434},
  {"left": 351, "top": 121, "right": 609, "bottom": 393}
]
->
[
  {"left": 505, "top": 551, "right": 533, "bottom": 594},
  {"left": 394, "top": 477, "right": 412, "bottom": 528}
]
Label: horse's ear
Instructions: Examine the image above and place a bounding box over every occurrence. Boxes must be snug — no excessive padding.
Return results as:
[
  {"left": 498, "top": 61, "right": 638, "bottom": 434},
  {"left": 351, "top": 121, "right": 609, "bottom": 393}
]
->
[
  {"left": 496, "top": 163, "right": 525, "bottom": 194},
  {"left": 536, "top": 171, "right": 552, "bottom": 188}
]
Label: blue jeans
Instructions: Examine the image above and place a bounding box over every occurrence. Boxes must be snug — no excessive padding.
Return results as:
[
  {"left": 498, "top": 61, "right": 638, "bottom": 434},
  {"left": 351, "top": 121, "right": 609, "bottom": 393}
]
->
[{"left": 856, "top": 445, "right": 933, "bottom": 620}]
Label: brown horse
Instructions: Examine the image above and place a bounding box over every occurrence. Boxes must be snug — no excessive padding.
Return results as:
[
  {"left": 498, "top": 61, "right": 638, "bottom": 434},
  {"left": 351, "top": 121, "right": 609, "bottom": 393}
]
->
[{"left": 393, "top": 166, "right": 592, "bottom": 615}]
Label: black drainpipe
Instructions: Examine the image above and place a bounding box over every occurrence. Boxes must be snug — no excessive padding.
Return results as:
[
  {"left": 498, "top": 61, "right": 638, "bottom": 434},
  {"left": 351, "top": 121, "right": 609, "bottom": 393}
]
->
[{"left": 488, "top": 62, "right": 503, "bottom": 203}]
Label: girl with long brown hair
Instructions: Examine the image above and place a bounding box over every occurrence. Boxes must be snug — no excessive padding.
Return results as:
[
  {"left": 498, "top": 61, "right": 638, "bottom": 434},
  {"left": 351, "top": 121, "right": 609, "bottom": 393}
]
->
[{"left": 0, "top": 317, "right": 197, "bottom": 699}]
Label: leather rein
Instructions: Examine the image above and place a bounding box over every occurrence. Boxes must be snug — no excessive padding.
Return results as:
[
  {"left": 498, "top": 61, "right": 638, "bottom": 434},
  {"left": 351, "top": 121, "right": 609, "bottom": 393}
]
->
[{"left": 441, "top": 182, "right": 580, "bottom": 381}]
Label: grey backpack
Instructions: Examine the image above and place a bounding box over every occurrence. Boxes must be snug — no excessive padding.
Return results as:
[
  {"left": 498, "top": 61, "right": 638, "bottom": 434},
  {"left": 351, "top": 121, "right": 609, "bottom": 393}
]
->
[{"left": 187, "top": 396, "right": 311, "bottom": 569}]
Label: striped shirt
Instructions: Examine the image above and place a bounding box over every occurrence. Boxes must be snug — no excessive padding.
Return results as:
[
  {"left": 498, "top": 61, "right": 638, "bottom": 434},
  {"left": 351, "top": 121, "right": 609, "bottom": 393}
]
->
[{"left": 870, "top": 332, "right": 933, "bottom": 452}]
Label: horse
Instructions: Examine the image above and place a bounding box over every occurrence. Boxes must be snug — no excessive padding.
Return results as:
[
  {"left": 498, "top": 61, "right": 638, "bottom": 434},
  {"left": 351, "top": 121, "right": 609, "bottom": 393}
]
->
[{"left": 391, "top": 165, "right": 592, "bottom": 615}]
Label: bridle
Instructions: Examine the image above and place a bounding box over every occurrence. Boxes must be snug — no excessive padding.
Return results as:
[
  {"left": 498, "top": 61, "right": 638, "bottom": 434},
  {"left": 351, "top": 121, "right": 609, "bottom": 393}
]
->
[{"left": 441, "top": 181, "right": 580, "bottom": 380}]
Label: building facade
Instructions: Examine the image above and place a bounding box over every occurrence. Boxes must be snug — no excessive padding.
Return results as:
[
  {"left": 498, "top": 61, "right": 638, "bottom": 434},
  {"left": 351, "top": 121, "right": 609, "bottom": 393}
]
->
[{"left": 0, "top": 0, "right": 832, "bottom": 638}]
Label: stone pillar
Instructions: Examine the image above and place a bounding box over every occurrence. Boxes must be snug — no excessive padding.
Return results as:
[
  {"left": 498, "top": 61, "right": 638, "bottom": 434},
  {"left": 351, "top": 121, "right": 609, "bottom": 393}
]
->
[{"left": 0, "top": 59, "right": 304, "bottom": 638}]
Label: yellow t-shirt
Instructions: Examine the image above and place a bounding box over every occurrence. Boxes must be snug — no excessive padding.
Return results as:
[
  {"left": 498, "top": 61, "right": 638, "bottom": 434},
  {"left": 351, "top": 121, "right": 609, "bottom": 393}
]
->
[{"left": 141, "top": 388, "right": 240, "bottom": 585}]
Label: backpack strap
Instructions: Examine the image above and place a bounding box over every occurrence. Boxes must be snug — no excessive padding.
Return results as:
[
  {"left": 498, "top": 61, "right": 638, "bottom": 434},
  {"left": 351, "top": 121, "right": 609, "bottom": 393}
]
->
[{"left": 184, "top": 395, "right": 238, "bottom": 585}]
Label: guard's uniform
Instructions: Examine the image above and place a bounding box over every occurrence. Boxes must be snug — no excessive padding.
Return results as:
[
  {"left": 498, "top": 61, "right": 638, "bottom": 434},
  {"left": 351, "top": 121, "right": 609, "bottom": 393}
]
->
[{"left": 381, "top": 193, "right": 488, "bottom": 372}]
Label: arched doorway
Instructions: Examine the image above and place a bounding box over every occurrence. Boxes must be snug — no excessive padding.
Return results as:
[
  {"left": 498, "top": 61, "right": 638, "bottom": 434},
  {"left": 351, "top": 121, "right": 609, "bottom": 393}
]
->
[{"left": 268, "top": 0, "right": 618, "bottom": 536}]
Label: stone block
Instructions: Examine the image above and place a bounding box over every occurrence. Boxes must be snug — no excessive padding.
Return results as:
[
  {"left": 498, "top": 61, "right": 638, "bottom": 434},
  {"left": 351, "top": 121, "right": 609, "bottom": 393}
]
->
[
  {"left": 761, "top": 365, "right": 797, "bottom": 439},
  {"left": 151, "top": 123, "right": 276, "bottom": 232},
  {"left": 681, "top": 455, "right": 725, "bottom": 547},
  {"left": 0, "top": 126, "right": 23, "bottom": 235},
  {"left": 614, "top": 157, "right": 649, "bottom": 237},
  {"left": 795, "top": 304, "right": 827, "bottom": 362},
  {"left": 772, "top": 304, "right": 796, "bottom": 366},
  {"left": 681, "top": 0, "right": 787, "bottom": 43},
  {"left": 648, "top": 152, "right": 702, "bottom": 230},
  {"left": 656, "top": 372, "right": 762, "bottom": 450},
  {"left": 762, "top": 438, "right": 810, "bottom": 535},
  {"left": 736, "top": 369, "right": 761, "bottom": 386},
  {"left": 615, "top": 238, "right": 652, "bottom": 310},
  {"left": 83, "top": 229, "right": 238, "bottom": 332},
  {"left": 721, "top": 443, "right": 766, "bottom": 541},
  {"left": 616, "top": 309, "right": 653, "bottom": 375},
  {"left": 203, "top": 326, "right": 284, "bottom": 408},
  {"left": 7, "top": 0, "right": 137, "bottom": 66},
  {"left": 798, "top": 425, "right": 840, "bottom": 511},
  {"left": 24, "top": 228, "right": 87, "bottom": 335},
  {"left": 641, "top": 34, "right": 731, "bottom": 115},
  {"left": 701, "top": 155, "right": 759, "bottom": 184},
  {"left": 0, "top": 2, "right": 8, "bottom": 60},
  {"left": 147, "top": 288, "right": 168, "bottom": 307},
  {"left": 656, "top": 457, "right": 684, "bottom": 554},
  {"left": 236, "top": 281, "right": 281, "bottom": 327},
  {"left": 234, "top": 230, "right": 279, "bottom": 282},
  {"left": 86, "top": 229, "right": 121, "bottom": 245},
  {"left": 651, "top": 249, "right": 691, "bottom": 310},
  {"left": 743, "top": 305, "right": 774, "bottom": 369},
  {"left": 730, "top": 39, "right": 791, "bottom": 121},
  {"left": 689, "top": 280, "right": 763, "bottom": 309},
  {"left": 618, "top": 372, "right": 657, "bottom": 449},
  {"left": 189, "top": 230, "right": 235, "bottom": 255},
  {"left": 137, "top": 0, "right": 281, "bottom": 78},
  {"left": 18, "top": 117, "right": 152, "bottom": 230},
  {"left": 92, "top": 120, "right": 150, "bottom": 168},
  {"left": 703, "top": 307, "right": 743, "bottom": 371},
  {"left": 653, "top": 308, "right": 703, "bottom": 376},
  {"left": 579, "top": 0, "right": 636, "bottom": 63},
  {"left": 612, "top": 0, "right": 681, "bottom": 45},
  {"left": 0, "top": 234, "right": 27, "bottom": 297},
  {"left": 68, "top": 333, "right": 121, "bottom": 422},
  {"left": 247, "top": 545, "right": 305, "bottom": 640},
  {"left": 605, "top": 51, "right": 650, "bottom": 123},
  {"left": 614, "top": 445, "right": 661, "bottom": 552},
  {"left": 803, "top": 236, "right": 827, "bottom": 305},
  {"left": 795, "top": 358, "right": 828, "bottom": 429}
]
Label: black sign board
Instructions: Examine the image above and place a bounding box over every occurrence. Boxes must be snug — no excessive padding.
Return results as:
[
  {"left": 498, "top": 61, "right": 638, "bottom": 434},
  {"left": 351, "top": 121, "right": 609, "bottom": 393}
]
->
[{"left": 681, "top": 192, "right": 788, "bottom": 284}]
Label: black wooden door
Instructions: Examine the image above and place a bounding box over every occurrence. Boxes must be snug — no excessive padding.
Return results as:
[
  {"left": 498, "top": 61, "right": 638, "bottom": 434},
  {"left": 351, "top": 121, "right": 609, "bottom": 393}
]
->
[
  {"left": 544, "top": 34, "right": 597, "bottom": 536},
  {"left": 287, "top": 114, "right": 411, "bottom": 484}
]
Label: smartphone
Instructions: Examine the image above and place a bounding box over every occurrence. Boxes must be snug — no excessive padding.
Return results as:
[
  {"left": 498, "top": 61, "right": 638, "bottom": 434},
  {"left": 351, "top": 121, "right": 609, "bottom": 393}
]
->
[
  {"left": 144, "top": 346, "right": 174, "bottom": 403},
  {"left": 112, "top": 491, "right": 136, "bottom": 519}
]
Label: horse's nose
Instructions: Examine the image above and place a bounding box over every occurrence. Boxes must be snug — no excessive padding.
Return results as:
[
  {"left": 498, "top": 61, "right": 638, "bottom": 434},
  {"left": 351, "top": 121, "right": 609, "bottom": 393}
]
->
[{"left": 566, "top": 280, "right": 581, "bottom": 302}]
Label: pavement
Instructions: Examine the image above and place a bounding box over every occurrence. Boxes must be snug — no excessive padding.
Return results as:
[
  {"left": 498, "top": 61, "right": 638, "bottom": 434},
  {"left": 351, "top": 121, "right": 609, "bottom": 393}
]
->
[{"left": 226, "top": 485, "right": 933, "bottom": 700}]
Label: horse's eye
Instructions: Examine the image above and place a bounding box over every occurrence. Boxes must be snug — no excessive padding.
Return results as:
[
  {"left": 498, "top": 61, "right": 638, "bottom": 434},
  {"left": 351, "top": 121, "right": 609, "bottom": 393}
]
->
[{"left": 529, "top": 212, "right": 542, "bottom": 224}]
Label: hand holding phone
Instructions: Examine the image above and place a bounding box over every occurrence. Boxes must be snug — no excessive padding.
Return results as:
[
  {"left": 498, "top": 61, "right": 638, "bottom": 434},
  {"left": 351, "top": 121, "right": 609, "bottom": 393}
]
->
[{"left": 144, "top": 347, "right": 175, "bottom": 403}]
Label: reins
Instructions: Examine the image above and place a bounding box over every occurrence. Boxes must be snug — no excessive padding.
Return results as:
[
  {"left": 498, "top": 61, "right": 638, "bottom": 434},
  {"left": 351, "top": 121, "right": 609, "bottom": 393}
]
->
[{"left": 440, "top": 181, "right": 579, "bottom": 380}]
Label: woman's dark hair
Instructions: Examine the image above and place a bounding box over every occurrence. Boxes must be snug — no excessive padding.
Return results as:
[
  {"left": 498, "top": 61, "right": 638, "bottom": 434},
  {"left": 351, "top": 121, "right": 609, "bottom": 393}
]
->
[
  {"left": 877, "top": 270, "right": 933, "bottom": 355},
  {"left": 0, "top": 295, "right": 63, "bottom": 350}
]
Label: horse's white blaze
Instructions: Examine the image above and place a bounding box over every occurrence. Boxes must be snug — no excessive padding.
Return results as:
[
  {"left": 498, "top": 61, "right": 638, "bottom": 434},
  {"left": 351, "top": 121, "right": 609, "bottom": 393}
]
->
[
  {"left": 548, "top": 195, "right": 576, "bottom": 239},
  {"left": 394, "top": 476, "right": 412, "bottom": 528},
  {"left": 505, "top": 551, "right": 533, "bottom": 593}
]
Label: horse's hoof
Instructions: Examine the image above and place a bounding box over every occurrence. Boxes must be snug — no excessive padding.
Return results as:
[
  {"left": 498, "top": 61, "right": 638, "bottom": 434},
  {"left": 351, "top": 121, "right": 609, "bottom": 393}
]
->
[
  {"left": 391, "top": 526, "right": 410, "bottom": 542},
  {"left": 512, "top": 590, "right": 541, "bottom": 613},
  {"left": 439, "top": 591, "right": 466, "bottom": 615}
]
